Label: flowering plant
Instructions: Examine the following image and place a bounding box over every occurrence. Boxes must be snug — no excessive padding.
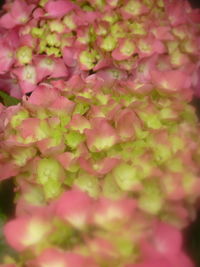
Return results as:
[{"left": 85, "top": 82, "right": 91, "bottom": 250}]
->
[{"left": 0, "top": 0, "right": 200, "bottom": 266}]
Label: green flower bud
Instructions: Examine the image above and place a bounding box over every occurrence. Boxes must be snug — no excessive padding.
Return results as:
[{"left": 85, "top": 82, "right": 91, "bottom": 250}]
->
[
  {"left": 46, "top": 47, "right": 61, "bottom": 57},
  {"left": 103, "top": 174, "right": 124, "bottom": 199},
  {"left": 115, "top": 237, "right": 135, "bottom": 257},
  {"left": 65, "top": 130, "right": 84, "bottom": 149},
  {"left": 79, "top": 50, "right": 97, "bottom": 69},
  {"left": 46, "top": 33, "right": 61, "bottom": 47},
  {"left": 120, "top": 40, "right": 136, "bottom": 57},
  {"left": 49, "top": 20, "right": 65, "bottom": 33},
  {"left": 37, "top": 158, "right": 62, "bottom": 185},
  {"left": 73, "top": 103, "right": 90, "bottom": 115},
  {"left": 111, "top": 23, "right": 126, "bottom": 38},
  {"left": 31, "top": 27, "right": 44, "bottom": 38},
  {"left": 129, "top": 22, "right": 146, "bottom": 35},
  {"left": 43, "top": 179, "right": 62, "bottom": 199},
  {"left": 113, "top": 163, "right": 141, "bottom": 191},
  {"left": 10, "top": 109, "right": 29, "bottom": 128},
  {"left": 74, "top": 172, "right": 100, "bottom": 198},
  {"left": 167, "top": 158, "right": 183, "bottom": 172},
  {"left": 139, "top": 112, "right": 162, "bottom": 129},
  {"left": 36, "top": 120, "right": 50, "bottom": 141},
  {"left": 37, "top": 158, "right": 64, "bottom": 199},
  {"left": 16, "top": 46, "right": 33, "bottom": 65},
  {"left": 24, "top": 187, "right": 45, "bottom": 206},
  {"left": 101, "top": 35, "right": 117, "bottom": 51},
  {"left": 139, "top": 181, "right": 163, "bottom": 214},
  {"left": 63, "top": 14, "right": 76, "bottom": 30},
  {"left": 39, "top": 0, "right": 48, "bottom": 7},
  {"left": 12, "top": 147, "right": 37, "bottom": 167},
  {"left": 124, "top": 1, "right": 142, "bottom": 16},
  {"left": 154, "top": 144, "right": 172, "bottom": 163},
  {"left": 102, "top": 13, "right": 119, "bottom": 24}
]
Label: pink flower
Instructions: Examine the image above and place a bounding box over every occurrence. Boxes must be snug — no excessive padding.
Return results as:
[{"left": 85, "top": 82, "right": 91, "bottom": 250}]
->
[
  {"left": 0, "top": 74, "right": 22, "bottom": 99},
  {"left": 27, "top": 84, "right": 60, "bottom": 107},
  {"left": 0, "top": 162, "right": 19, "bottom": 180},
  {"left": 92, "top": 197, "right": 136, "bottom": 228},
  {"left": 49, "top": 96, "right": 75, "bottom": 114},
  {"left": 0, "top": 0, "right": 35, "bottom": 29},
  {"left": 55, "top": 189, "right": 94, "bottom": 228},
  {"left": 141, "top": 221, "right": 183, "bottom": 261},
  {"left": 31, "top": 248, "right": 68, "bottom": 267},
  {"left": 150, "top": 69, "right": 191, "bottom": 93},
  {"left": 34, "top": 56, "right": 69, "bottom": 82},
  {"left": 85, "top": 118, "right": 119, "bottom": 152},
  {"left": 44, "top": 0, "right": 77, "bottom": 18},
  {"left": 12, "top": 65, "right": 37, "bottom": 94},
  {"left": 114, "top": 108, "right": 140, "bottom": 141},
  {"left": 4, "top": 215, "right": 51, "bottom": 251},
  {"left": 0, "top": 42, "right": 14, "bottom": 74}
]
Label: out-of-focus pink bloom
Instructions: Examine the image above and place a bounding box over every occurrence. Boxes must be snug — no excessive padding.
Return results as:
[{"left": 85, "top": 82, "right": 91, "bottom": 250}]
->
[
  {"left": 0, "top": 42, "right": 14, "bottom": 74},
  {"left": 0, "top": 162, "right": 19, "bottom": 180},
  {"left": 44, "top": 0, "right": 77, "bottom": 18},
  {"left": 12, "top": 65, "right": 37, "bottom": 94},
  {"left": 0, "top": 0, "right": 35, "bottom": 29},
  {"left": 49, "top": 95, "right": 75, "bottom": 114},
  {"left": 31, "top": 248, "right": 68, "bottom": 267},
  {"left": 85, "top": 118, "right": 119, "bottom": 152},
  {"left": 34, "top": 56, "right": 69, "bottom": 82},
  {"left": 114, "top": 108, "right": 140, "bottom": 141},
  {"left": 141, "top": 221, "right": 182, "bottom": 262},
  {"left": 150, "top": 69, "right": 191, "bottom": 93},
  {"left": 127, "top": 259, "right": 171, "bottom": 267},
  {"left": 65, "top": 253, "right": 98, "bottom": 267},
  {"left": 92, "top": 197, "right": 136, "bottom": 228},
  {"left": 120, "top": 0, "right": 149, "bottom": 20},
  {"left": 4, "top": 215, "right": 51, "bottom": 251},
  {"left": 0, "top": 74, "right": 22, "bottom": 99},
  {"left": 67, "top": 114, "right": 91, "bottom": 133},
  {"left": 27, "top": 85, "right": 60, "bottom": 107},
  {"left": 55, "top": 189, "right": 93, "bottom": 228}
]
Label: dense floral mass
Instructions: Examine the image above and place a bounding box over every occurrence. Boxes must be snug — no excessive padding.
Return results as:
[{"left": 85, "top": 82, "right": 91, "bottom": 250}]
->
[{"left": 0, "top": 0, "right": 200, "bottom": 266}]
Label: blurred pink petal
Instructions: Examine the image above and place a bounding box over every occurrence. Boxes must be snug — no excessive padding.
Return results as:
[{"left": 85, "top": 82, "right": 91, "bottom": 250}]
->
[
  {"left": 55, "top": 189, "right": 93, "bottom": 228},
  {"left": 45, "top": 0, "right": 77, "bottom": 18}
]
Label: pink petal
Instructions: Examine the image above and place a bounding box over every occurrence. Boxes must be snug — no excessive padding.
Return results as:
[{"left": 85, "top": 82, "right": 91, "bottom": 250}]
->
[
  {"left": 45, "top": 0, "right": 77, "bottom": 18},
  {"left": 55, "top": 189, "right": 93, "bottom": 228},
  {"left": 49, "top": 96, "right": 75, "bottom": 113},
  {"left": 0, "top": 43, "right": 14, "bottom": 74},
  {"left": 150, "top": 69, "right": 191, "bottom": 92},
  {"left": 78, "top": 157, "right": 97, "bottom": 176},
  {"left": 62, "top": 47, "right": 78, "bottom": 67},
  {"left": 19, "top": 118, "right": 40, "bottom": 139},
  {"left": 28, "top": 85, "right": 60, "bottom": 107},
  {"left": 4, "top": 216, "right": 50, "bottom": 251},
  {"left": 114, "top": 109, "right": 139, "bottom": 141},
  {"left": 0, "top": 162, "right": 19, "bottom": 180},
  {"left": 56, "top": 152, "right": 75, "bottom": 169},
  {"left": 10, "top": 0, "right": 35, "bottom": 24},
  {"left": 67, "top": 114, "right": 91, "bottom": 133},
  {"left": 94, "top": 157, "right": 121, "bottom": 175},
  {"left": 65, "top": 253, "right": 97, "bottom": 267},
  {"left": 34, "top": 248, "right": 68, "bottom": 267},
  {"left": 12, "top": 65, "right": 37, "bottom": 94},
  {"left": 85, "top": 118, "right": 119, "bottom": 152},
  {"left": 153, "top": 222, "right": 182, "bottom": 256},
  {"left": 0, "top": 13, "right": 16, "bottom": 29}
]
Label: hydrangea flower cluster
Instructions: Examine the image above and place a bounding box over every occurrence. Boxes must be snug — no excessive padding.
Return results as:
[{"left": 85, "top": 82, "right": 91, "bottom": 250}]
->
[
  {"left": 0, "top": 0, "right": 200, "bottom": 96},
  {"left": 0, "top": 0, "right": 200, "bottom": 266},
  {"left": 0, "top": 189, "right": 194, "bottom": 267}
]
